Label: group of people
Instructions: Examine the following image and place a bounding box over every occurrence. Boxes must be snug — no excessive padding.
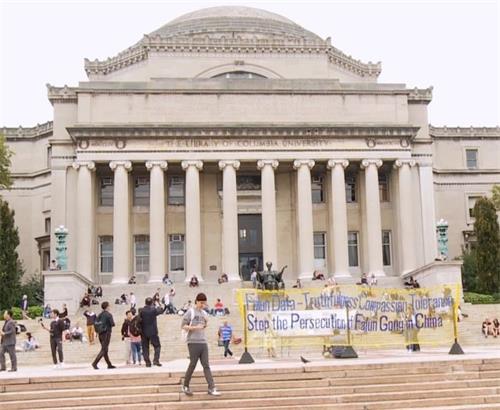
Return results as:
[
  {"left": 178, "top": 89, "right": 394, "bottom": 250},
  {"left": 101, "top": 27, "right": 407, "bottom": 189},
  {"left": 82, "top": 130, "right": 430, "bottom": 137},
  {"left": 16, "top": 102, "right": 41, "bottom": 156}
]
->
[{"left": 482, "top": 318, "right": 500, "bottom": 338}]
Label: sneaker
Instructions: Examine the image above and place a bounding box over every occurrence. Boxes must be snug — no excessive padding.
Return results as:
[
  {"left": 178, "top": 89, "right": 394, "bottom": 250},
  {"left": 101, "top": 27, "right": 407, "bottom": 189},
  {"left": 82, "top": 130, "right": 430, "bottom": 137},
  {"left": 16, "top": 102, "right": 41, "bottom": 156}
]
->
[
  {"left": 182, "top": 385, "right": 193, "bottom": 396},
  {"left": 208, "top": 388, "right": 221, "bottom": 396},
  {"left": 53, "top": 364, "right": 59, "bottom": 370},
  {"left": 58, "top": 362, "right": 64, "bottom": 368}
]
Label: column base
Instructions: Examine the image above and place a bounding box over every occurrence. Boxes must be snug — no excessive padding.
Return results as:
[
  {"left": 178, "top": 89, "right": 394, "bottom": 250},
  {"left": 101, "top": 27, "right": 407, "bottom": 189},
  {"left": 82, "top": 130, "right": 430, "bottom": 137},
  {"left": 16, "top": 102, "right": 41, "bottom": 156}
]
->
[
  {"left": 369, "top": 270, "right": 386, "bottom": 277},
  {"left": 111, "top": 278, "right": 129, "bottom": 284},
  {"left": 298, "top": 272, "right": 314, "bottom": 280},
  {"left": 226, "top": 275, "right": 241, "bottom": 282},
  {"left": 332, "top": 272, "right": 351, "bottom": 278}
]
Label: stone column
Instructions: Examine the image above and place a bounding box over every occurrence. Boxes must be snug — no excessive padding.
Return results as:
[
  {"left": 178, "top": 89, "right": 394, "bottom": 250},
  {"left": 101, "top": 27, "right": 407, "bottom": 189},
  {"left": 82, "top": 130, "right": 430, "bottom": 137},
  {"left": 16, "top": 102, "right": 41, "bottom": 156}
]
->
[
  {"left": 109, "top": 161, "right": 132, "bottom": 284},
  {"left": 181, "top": 161, "right": 204, "bottom": 281},
  {"left": 72, "top": 161, "right": 95, "bottom": 279},
  {"left": 293, "top": 159, "right": 315, "bottom": 279},
  {"left": 257, "top": 160, "right": 279, "bottom": 267},
  {"left": 418, "top": 160, "right": 438, "bottom": 264},
  {"left": 146, "top": 161, "right": 168, "bottom": 283},
  {"left": 394, "top": 159, "right": 417, "bottom": 274},
  {"left": 361, "top": 159, "right": 385, "bottom": 276},
  {"left": 327, "top": 160, "right": 350, "bottom": 277},
  {"left": 219, "top": 160, "right": 240, "bottom": 281}
]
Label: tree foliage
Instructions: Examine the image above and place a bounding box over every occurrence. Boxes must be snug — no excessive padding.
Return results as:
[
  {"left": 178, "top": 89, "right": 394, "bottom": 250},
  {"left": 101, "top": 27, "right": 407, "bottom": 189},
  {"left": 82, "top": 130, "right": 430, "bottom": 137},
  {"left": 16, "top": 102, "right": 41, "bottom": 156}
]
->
[
  {"left": 461, "top": 248, "right": 478, "bottom": 292},
  {"left": 492, "top": 185, "right": 500, "bottom": 211},
  {"left": 473, "top": 197, "right": 500, "bottom": 294},
  {"left": 0, "top": 199, "right": 24, "bottom": 310},
  {"left": 0, "top": 134, "right": 12, "bottom": 191}
]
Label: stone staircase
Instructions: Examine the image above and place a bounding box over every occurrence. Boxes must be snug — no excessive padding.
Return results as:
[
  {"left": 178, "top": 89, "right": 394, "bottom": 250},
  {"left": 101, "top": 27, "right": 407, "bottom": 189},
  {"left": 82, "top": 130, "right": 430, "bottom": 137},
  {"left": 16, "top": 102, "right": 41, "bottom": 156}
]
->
[
  {"left": 1, "top": 357, "right": 500, "bottom": 409},
  {"left": 11, "top": 282, "right": 500, "bottom": 367}
]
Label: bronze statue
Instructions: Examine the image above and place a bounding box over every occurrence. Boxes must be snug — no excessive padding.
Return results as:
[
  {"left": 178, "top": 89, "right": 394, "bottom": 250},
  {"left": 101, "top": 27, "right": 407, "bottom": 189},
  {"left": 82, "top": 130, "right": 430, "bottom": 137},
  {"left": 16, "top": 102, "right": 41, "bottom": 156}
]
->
[{"left": 256, "top": 262, "right": 287, "bottom": 290}]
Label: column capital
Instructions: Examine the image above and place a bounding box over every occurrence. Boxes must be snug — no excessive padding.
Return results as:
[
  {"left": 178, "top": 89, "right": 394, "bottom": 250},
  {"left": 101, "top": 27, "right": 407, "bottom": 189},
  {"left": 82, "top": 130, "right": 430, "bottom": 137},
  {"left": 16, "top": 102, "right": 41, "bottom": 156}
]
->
[
  {"left": 327, "top": 159, "right": 349, "bottom": 169},
  {"left": 218, "top": 160, "right": 240, "bottom": 171},
  {"left": 181, "top": 160, "right": 203, "bottom": 171},
  {"left": 72, "top": 160, "right": 95, "bottom": 171},
  {"left": 145, "top": 160, "right": 168, "bottom": 171},
  {"left": 416, "top": 158, "right": 433, "bottom": 167},
  {"left": 257, "top": 159, "right": 279, "bottom": 170},
  {"left": 109, "top": 160, "right": 132, "bottom": 172},
  {"left": 393, "top": 159, "right": 416, "bottom": 169},
  {"left": 361, "top": 159, "right": 383, "bottom": 169},
  {"left": 293, "top": 159, "right": 315, "bottom": 170}
]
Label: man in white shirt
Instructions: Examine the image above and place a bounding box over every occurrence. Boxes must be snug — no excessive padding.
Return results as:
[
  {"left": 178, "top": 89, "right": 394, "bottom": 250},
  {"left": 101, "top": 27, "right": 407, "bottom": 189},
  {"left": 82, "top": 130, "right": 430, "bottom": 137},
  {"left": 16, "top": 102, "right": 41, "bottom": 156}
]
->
[{"left": 130, "top": 292, "right": 137, "bottom": 310}]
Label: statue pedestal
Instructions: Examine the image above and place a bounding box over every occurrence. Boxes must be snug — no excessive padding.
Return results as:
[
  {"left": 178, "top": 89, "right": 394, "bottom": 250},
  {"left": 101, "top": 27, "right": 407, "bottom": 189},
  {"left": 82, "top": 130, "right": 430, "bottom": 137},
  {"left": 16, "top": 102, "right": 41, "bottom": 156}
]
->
[{"left": 42, "top": 270, "right": 93, "bottom": 315}]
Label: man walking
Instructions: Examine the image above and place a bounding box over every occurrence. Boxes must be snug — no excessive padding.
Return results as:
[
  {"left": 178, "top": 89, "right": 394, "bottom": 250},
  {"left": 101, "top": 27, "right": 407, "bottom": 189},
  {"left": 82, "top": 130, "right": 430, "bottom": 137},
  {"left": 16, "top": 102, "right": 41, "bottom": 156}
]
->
[
  {"left": 92, "top": 301, "right": 116, "bottom": 370},
  {"left": 139, "top": 297, "right": 164, "bottom": 367},
  {"left": 0, "top": 310, "right": 17, "bottom": 372},
  {"left": 41, "top": 309, "right": 65, "bottom": 368},
  {"left": 181, "top": 292, "right": 220, "bottom": 396}
]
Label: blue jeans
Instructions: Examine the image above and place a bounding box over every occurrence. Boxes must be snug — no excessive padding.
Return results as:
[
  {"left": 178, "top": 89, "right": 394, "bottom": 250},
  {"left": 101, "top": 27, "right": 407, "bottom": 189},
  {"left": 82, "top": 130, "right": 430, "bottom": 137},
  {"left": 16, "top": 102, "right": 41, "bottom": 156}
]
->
[
  {"left": 131, "top": 341, "right": 142, "bottom": 363},
  {"left": 223, "top": 339, "right": 233, "bottom": 357}
]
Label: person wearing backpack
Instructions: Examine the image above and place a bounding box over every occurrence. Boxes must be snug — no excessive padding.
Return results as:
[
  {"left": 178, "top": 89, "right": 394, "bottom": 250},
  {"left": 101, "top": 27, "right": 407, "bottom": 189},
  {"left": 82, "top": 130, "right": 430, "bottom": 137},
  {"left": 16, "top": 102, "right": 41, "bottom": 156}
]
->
[
  {"left": 120, "top": 311, "right": 133, "bottom": 365},
  {"left": 91, "top": 301, "right": 116, "bottom": 370},
  {"left": 139, "top": 297, "right": 164, "bottom": 367},
  {"left": 181, "top": 292, "right": 221, "bottom": 396},
  {"left": 128, "top": 313, "right": 142, "bottom": 365}
]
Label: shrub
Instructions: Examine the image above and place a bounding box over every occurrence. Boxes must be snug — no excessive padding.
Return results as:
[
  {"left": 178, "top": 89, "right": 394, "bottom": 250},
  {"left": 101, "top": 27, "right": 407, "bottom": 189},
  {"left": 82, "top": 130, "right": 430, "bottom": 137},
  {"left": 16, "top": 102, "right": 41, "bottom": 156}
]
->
[
  {"left": 27, "top": 305, "right": 43, "bottom": 318},
  {"left": 10, "top": 307, "right": 23, "bottom": 320},
  {"left": 463, "top": 292, "right": 499, "bottom": 304}
]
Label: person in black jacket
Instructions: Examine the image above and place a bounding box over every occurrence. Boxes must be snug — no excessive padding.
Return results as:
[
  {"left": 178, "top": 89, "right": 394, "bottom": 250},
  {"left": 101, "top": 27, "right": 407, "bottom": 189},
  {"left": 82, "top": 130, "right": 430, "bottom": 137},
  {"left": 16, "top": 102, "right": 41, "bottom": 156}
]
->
[
  {"left": 139, "top": 297, "right": 164, "bottom": 367},
  {"left": 92, "top": 301, "right": 116, "bottom": 370},
  {"left": 41, "top": 309, "right": 65, "bottom": 368}
]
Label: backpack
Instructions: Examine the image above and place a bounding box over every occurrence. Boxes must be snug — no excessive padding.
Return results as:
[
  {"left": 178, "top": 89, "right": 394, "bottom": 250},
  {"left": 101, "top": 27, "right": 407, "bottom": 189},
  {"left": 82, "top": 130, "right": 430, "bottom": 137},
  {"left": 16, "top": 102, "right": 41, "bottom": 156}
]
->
[
  {"left": 94, "top": 312, "right": 107, "bottom": 334},
  {"left": 129, "top": 315, "right": 142, "bottom": 337}
]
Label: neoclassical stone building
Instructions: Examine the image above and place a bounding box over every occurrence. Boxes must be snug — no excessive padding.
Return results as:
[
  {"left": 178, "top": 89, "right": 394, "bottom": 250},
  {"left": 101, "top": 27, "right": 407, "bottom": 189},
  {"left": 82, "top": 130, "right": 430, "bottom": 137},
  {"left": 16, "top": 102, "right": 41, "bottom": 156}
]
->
[{"left": 2, "top": 7, "right": 499, "bottom": 303}]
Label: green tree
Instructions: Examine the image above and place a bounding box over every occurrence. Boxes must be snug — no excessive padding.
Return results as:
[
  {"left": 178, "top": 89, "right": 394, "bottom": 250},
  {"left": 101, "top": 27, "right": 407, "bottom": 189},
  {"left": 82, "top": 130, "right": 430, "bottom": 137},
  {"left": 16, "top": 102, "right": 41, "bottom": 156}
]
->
[
  {"left": 492, "top": 185, "right": 500, "bottom": 211},
  {"left": 461, "top": 249, "right": 478, "bottom": 292},
  {"left": 0, "top": 134, "right": 12, "bottom": 191},
  {"left": 0, "top": 199, "right": 23, "bottom": 310},
  {"left": 473, "top": 197, "right": 500, "bottom": 294}
]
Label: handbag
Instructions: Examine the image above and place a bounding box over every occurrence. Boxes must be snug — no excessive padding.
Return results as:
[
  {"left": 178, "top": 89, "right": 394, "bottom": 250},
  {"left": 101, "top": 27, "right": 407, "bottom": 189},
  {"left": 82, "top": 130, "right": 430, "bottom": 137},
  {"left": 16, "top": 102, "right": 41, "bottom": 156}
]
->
[{"left": 217, "top": 340, "right": 224, "bottom": 347}]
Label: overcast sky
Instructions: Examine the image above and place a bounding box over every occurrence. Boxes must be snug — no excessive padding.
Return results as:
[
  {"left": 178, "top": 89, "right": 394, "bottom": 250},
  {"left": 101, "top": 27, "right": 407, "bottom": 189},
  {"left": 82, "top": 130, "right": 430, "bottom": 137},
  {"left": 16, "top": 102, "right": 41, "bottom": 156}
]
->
[{"left": 0, "top": 0, "right": 499, "bottom": 127}]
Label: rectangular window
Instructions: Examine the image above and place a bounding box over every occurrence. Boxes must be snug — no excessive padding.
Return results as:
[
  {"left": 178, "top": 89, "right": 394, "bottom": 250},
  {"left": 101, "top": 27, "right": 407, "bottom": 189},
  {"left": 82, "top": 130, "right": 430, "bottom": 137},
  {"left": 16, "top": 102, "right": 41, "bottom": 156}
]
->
[
  {"left": 134, "top": 176, "right": 150, "bottom": 206},
  {"left": 237, "top": 175, "right": 261, "bottom": 190},
  {"left": 99, "top": 236, "right": 113, "bottom": 273},
  {"left": 382, "top": 230, "right": 392, "bottom": 266},
  {"left": 379, "top": 174, "right": 390, "bottom": 202},
  {"left": 168, "top": 176, "right": 185, "bottom": 205},
  {"left": 345, "top": 175, "right": 356, "bottom": 203},
  {"left": 348, "top": 231, "right": 359, "bottom": 267},
  {"left": 169, "top": 234, "right": 185, "bottom": 272},
  {"left": 312, "top": 175, "right": 324, "bottom": 203},
  {"left": 46, "top": 146, "right": 52, "bottom": 168},
  {"left": 314, "top": 232, "right": 326, "bottom": 268},
  {"left": 468, "top": 196, "right": 482, "bottom": 218},
  {"left": 134, "top": 235, "right": 149, "bottom": 273},
  {"left": 100, "top": 176, "right": 114, "bottom": 206},
  {"left": 466, "top": 149, "right": 478, "bottom": 169},
  {"left": 44, "top": 217, "right": 51, "bottom": 234}
]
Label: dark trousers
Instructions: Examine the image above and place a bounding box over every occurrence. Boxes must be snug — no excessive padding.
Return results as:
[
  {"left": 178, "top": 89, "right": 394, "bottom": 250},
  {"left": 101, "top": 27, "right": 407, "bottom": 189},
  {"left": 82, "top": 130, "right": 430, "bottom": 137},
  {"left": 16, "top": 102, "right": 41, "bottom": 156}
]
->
[
  {"left": 0, "top": 344, "right": 17, "bottom": 370},
  {"left": 50, "top": 337, "right": 63, "bottom": 364},
  {"left": 223, "top": 340, "right": 233, "bottom": 357},
  {"left": 141, "top": 334, "right": 161, "bottom": 365},
  {"left": 184, "top": 343, "right": 214, "bottom": 389},
  {"left": 93, "top": 331, "right": 112, "bottom": 367}
]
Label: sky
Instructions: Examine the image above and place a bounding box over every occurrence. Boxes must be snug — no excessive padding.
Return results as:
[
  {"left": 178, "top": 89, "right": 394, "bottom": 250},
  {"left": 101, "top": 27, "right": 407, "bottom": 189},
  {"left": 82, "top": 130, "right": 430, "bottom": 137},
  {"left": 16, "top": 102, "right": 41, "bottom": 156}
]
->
[{"left": 0, "top": 0, "right": 499, "bottom": 127}]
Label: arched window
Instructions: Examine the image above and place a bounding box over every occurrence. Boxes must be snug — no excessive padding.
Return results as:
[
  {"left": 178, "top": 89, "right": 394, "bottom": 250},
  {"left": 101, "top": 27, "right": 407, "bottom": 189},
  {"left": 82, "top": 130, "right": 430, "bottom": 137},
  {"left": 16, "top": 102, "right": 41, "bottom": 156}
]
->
[{"left": 212, "top": 71, "right": 267, "bottom": 79}]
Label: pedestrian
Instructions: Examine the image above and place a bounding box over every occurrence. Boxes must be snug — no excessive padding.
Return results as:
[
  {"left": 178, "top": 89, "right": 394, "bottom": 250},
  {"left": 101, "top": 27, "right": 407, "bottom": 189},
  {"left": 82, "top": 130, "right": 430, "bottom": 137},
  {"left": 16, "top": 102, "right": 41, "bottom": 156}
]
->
[
  {"left": 218, "top": 320, "right": 233, "bottom": 358},
  {"left": 139, "top": 297, "right": 164, "bottom": 367},
  {"left": 130, "top": 292, "right": 136, "bottom": 310},
  {"left": 181, "top": 292, "right": 220, "bottom": 396},
  {"left": 40, "top": 309, "right": 65, "bottom": 369},
  {"left": 83, "top": 309, "right": 96, "bottom": 344},
  {"left": 121, "top": 310, "right": 133, "bottom": 365},
  {"left": 0, "top": 310, "right": 17, "bottom": 372},
  {"left": 91, "top": 301, "right": 116, "bottom": 369},
  {"left": 20, "top": 294, "right": 29, "bottom": 320}
]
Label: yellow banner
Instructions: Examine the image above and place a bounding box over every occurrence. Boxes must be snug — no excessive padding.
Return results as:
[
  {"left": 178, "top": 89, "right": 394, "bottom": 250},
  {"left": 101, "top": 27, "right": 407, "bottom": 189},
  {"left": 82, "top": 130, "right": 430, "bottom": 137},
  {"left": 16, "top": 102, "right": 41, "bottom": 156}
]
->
[{"left": 235, "top": 284, "right": 460, "bottom": 350}]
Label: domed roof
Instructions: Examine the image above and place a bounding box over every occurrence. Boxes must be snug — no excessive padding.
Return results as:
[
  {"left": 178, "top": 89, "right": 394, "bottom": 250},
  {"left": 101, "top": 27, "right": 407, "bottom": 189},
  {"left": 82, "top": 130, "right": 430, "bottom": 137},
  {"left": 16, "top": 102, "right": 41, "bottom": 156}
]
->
[{"left": 148, "top": 6, "right": 323, "bottom": 42}]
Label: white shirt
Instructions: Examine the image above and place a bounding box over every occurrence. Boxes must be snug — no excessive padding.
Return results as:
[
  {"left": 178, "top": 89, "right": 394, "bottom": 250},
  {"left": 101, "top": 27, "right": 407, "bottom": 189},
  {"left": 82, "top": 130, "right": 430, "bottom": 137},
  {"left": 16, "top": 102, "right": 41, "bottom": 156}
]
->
[{"left": 130, "top": 294, "right": 136, "bottom": 305}]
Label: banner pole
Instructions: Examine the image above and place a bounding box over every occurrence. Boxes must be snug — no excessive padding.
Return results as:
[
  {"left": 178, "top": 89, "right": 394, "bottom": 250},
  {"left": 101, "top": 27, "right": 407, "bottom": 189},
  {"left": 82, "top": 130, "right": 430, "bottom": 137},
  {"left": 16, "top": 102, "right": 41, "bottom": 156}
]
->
[
  {"left": 449, "top": 284, "right": 464, "bottom": 355},
  {"left": 239, "top": 297, "right": 255, "bottom": 364},
  {"left": 339, "top": 302, "right": 358, "bottom": 359}
]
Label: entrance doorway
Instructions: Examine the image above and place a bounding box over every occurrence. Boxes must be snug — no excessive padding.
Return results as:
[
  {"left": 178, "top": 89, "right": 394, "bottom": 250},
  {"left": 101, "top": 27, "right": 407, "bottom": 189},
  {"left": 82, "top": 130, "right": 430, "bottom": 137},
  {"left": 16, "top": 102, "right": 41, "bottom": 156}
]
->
[{"left": 238, "top": 214, "right": 263, "bottom": 280}]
